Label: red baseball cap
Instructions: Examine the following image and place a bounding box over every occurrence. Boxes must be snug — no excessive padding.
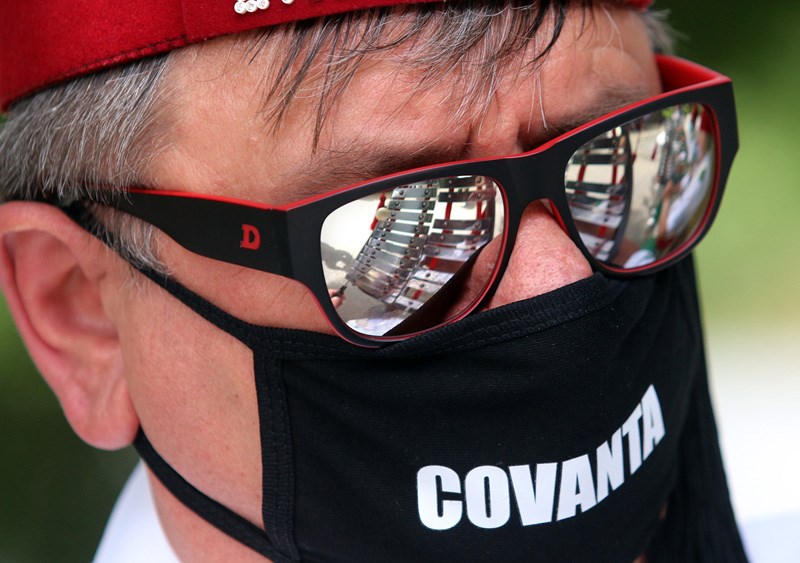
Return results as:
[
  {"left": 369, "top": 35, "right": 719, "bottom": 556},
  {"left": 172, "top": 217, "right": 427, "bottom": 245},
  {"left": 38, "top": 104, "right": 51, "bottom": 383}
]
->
[{"left": 0, "top": 0, "right": 652, "bottom": 111}]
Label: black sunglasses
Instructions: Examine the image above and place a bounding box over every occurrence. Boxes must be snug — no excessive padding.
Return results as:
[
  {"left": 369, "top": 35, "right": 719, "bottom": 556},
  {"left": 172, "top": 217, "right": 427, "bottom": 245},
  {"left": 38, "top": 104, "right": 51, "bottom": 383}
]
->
[{"left": 97, "top": 55, "right": 737, "bottom": 346}]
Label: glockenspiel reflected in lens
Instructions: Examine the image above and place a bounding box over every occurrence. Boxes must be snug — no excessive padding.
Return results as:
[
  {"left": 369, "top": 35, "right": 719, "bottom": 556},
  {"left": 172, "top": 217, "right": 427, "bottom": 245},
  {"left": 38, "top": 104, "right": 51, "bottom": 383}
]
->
[
  {"left": 564, "top": 103, "right": 716, "bottom": 269},
  {"left": 321, "top": 176, "right": 505, "bottom": 337}
]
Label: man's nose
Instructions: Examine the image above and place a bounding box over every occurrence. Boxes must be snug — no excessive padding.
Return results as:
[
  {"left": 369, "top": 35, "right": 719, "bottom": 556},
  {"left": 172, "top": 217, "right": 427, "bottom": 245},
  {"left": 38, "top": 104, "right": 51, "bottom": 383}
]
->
[{"left": 482, "top": 200, "right": 592, "bottom": 311}]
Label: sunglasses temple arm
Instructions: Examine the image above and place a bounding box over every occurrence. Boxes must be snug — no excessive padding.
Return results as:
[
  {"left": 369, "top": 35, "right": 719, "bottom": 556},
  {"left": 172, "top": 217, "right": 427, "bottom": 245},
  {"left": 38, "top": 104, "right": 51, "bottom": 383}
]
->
[{"left": 107, "top": 192, "right": 293, "bottom": 277}]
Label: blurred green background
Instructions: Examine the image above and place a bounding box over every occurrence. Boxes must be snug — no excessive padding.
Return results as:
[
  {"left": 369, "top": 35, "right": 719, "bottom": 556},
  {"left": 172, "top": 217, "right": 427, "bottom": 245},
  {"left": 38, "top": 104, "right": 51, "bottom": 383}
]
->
[{"left": 1, "top": 0, "right": 799, "bottom": 560}]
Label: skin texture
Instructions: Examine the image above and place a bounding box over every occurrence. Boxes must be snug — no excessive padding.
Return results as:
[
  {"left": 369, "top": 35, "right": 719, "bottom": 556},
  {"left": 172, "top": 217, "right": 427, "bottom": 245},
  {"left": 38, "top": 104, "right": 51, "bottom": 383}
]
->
[{"left": 0, "top": 4, "right": 661, "bottom": 562}]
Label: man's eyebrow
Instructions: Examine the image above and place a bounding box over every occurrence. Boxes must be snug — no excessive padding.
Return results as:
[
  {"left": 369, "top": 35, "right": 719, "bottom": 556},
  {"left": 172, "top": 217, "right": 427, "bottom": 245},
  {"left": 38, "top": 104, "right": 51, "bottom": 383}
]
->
[
  {"left": 284, "top": 145, "right": 466, "bottom": 199},
  {"left": 545, "top": 85, "right": 655, "bottom": 136},
  {"left": 284, "top": 85, "right": 655, "bottom": 199}
]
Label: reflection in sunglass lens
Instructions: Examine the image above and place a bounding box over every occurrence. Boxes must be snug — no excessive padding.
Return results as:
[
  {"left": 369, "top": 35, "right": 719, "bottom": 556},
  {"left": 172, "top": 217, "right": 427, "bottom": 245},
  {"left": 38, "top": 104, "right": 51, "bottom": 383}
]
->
[
  {"left": 564, "top": 103, "right": 716, "bottom": 269},
  {"left": 321, "top": 176, "right": 505, "bottom": 337}
]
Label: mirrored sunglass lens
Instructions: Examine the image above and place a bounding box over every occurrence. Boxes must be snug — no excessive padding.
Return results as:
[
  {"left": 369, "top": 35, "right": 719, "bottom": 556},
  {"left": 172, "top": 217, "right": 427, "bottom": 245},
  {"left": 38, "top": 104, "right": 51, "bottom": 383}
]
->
[
  {"left": 321, "top": 176, "right": 505, "bottom": 337},
  {"left": 564, "top": 103, "right": 716, "bottom": 269}
]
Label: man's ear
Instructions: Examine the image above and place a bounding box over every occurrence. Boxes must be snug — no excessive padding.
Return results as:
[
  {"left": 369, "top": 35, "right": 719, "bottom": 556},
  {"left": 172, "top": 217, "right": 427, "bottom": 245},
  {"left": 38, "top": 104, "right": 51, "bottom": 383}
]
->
[{"left": 0, "top": 201, "right": 138, "bottom": 450}]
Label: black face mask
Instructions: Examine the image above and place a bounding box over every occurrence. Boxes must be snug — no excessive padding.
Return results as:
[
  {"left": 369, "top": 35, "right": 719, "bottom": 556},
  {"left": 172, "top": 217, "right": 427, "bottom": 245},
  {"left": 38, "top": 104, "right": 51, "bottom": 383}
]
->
[{"left": 123, "top": 255, "right": 747, "bottom": 563}]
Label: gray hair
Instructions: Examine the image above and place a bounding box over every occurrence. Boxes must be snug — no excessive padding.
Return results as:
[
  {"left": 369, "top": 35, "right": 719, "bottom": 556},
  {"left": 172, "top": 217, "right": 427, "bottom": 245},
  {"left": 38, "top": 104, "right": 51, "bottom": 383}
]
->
[{"left": 0, "top": 1, "right": 672, "bottom": 273}]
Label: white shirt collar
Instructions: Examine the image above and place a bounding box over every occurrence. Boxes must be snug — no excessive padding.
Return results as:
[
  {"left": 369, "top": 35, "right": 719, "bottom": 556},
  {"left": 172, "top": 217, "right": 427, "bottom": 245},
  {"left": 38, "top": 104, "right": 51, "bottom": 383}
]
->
[{"left": 93, "top": 462, "right": 179, "bottom": 563}]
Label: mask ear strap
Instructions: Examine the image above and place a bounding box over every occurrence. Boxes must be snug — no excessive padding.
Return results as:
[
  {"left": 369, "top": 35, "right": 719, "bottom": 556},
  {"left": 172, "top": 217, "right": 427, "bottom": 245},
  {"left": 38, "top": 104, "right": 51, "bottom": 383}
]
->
[
  {"left": 62, "top": 202, "right": 303, "bottom": 559},
  {"left": 134, "top": 430, "right": 298, "bottom": 563},
  {"left": 58, "top": 201, "right": 263, "bottom": 346}
]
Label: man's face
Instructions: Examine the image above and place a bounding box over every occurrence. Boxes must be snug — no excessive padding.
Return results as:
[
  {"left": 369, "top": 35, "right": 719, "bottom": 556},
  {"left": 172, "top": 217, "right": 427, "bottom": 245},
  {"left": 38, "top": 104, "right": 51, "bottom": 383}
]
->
[{"left": 98, "top": 4, "right": 660, "bottom": 559}]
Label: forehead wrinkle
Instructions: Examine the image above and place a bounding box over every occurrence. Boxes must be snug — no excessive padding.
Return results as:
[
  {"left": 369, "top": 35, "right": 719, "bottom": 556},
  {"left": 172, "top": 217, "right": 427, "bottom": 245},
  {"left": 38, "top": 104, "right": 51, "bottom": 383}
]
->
[{"left": 286, "top": 63, "right": 482, "bottom": 175}]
